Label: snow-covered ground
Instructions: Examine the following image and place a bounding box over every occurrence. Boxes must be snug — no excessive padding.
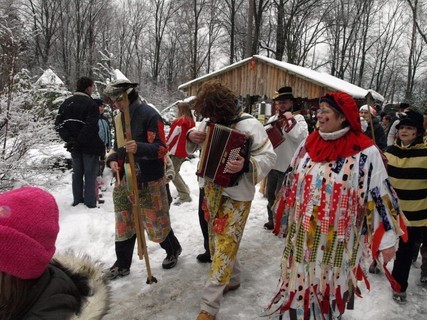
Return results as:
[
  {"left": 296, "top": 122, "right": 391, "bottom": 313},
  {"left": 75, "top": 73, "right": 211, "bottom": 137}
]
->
[{"left": 52, "top": 153, "right": 426, "bottom": 320}]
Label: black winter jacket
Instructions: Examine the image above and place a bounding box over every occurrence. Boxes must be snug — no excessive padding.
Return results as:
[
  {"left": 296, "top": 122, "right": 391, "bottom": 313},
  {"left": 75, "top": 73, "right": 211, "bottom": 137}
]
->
[
  {"left": 364, "top": 116, "right": 387, "bottom": 151},
  {"left": 55, "top": 92, "right": 105, "bottom": 156},
  {"left": 10, "top": 254, "right": 110, "bottom": 320},
  {"left": 107, "top": 99, "right": 167, "bottom": 183}
]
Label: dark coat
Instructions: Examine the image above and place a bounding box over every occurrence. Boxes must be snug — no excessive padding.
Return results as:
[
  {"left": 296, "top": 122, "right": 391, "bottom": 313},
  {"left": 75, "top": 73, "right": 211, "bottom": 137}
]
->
[
  {"left": 365, "top": 116, "right": 387, "bottom": 151},
  {"left": 107, "top": 99, "right": 167, "bottom": 183},
  {"left": 11, "top": 255, "right": 110, "bottom": 320},
  {"left": 55, "top": 92, "right": 105, "bottom": 156}
]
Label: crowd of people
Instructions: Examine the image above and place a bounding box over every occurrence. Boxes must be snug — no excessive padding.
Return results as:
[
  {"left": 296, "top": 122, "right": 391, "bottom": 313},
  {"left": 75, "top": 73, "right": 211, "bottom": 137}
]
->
[{"left": 1, "top": 76, "right": 426, "bottom": 320}]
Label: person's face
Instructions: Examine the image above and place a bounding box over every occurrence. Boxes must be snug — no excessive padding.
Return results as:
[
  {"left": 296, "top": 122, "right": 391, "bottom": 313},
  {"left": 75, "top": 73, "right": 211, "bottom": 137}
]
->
[
  {"left": 398, "top": 125, "right": 418, "bottom": 146},
  {"left": 275, "top": 99, "right": 293, "bottom": 112},
  {"left": 359, "top": 110, "right": 371, "bottom": 120},
  {"left": 317, "top": 102, "right": 346, "bottom": 133},
  {"left": 111, "top": 95, "right": 126, "bottom": 111},
  {"left": 86, "top": 84, "right": 94, "bottom": 96},
  {"left": 98, "top": 104, "right": 105, "bottom": 114},
  {"left": 382, "top": 117, "right": 390, "bottom": 126}
]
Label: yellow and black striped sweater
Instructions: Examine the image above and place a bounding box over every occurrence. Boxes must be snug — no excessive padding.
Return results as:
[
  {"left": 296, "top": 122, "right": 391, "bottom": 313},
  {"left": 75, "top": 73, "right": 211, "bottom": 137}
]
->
[{"left": 385, "top": 141, "right": 427, "bottom": 227}]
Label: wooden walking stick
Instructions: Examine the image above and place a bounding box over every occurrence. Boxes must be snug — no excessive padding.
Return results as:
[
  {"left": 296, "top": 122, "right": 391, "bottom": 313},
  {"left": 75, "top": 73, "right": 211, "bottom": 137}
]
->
[
  {"left": 120, "top": 88, "right": 157, "bottom": 284},
  {"left": 366, "top": 93, "right": 376, "bottom": 144}
]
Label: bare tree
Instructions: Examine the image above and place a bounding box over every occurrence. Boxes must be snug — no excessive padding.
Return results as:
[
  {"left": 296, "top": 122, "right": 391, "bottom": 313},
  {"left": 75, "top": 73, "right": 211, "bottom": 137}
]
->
[
  {"left": 405, "top": 0, "right": 427, "bottom": 45},
  {"left": 111, "top": 0, "right": 149, "bottom": 83},
  {"left": 23, "top": 0, "right": 62, "bottom": 69},
  {"left": 323, "top": 0, "right": 375, "bottom": 79},
  {"left": 405, "top": 0, "right": 427, "bottom": 101},
  {"left": 204, "top": 0, "right": 223, "bottom": 72},
  {"left": 367, "top": 1, "right": 405, "bottom": 96},
  {"left": 246, "top": 0, "right": 254, "bottom": 58},
  {"left": 251, "top": 0, "right": 270, "bottom": 55},
  {"left": 55, "top": 0, "right": 110, "bottom": 85},
  {"left": 150, "top": 0, "right": 181, "bottom": 83},
  {"left": 274, "top": 0, "right": 327, "bottom": 64},
  {"left": 223, "top": 0, "right": 245, "bottom": 63}
]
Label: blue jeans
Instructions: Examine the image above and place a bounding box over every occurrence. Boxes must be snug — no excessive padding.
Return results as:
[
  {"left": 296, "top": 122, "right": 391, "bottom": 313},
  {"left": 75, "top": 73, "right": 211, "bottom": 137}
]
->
[{"left": 71, "top": 151, "right": 99, "bottom": 208}]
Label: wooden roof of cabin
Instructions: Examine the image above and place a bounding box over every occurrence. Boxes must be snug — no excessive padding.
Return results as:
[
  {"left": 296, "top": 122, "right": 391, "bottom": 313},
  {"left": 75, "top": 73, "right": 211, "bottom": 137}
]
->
[{"left": 178, "top": 55, "right": 383, "bottom": 101}]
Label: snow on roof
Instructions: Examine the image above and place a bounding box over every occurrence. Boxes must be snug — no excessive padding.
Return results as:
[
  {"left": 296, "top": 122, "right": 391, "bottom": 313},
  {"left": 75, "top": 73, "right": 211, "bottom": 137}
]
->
[
  {"left": 35, "top": 68, "right": 64, "bottom": 86},
  {"left": 178, "top": 55, "right": 384, "bottom": 102}
]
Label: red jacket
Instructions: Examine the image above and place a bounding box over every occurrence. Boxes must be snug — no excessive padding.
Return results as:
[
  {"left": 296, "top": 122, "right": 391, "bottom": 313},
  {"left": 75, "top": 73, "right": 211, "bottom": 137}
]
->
[{"left": 167, "top": 117, "right": 195, "bottom": 158}]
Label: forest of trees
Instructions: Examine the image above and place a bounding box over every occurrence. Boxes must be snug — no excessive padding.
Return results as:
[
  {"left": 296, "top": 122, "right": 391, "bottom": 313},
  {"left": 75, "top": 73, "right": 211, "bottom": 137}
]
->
[
  {"left": 1, "top": 0, "right": 427, "bottom": 190},
  {"left": 1, "top": 0, "right": 427, "bottom": 109}
]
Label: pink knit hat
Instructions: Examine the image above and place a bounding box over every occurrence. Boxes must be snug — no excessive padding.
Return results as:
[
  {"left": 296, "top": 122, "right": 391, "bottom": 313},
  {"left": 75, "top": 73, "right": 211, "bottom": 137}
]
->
[{"left": 0, "top": 187, "right": 59, "bottom": 279}]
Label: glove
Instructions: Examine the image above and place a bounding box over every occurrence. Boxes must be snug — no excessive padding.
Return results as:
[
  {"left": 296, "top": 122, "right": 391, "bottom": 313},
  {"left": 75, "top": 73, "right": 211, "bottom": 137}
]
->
[{"left": 65, "top": 141, "right": 79, "bottom": 152}]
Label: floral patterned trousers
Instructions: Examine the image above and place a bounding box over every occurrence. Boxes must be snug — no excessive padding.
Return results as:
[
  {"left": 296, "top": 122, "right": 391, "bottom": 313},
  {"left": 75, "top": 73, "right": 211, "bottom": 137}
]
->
[{"left": 207, "top": 195, "right": 252, "bottom": 285}]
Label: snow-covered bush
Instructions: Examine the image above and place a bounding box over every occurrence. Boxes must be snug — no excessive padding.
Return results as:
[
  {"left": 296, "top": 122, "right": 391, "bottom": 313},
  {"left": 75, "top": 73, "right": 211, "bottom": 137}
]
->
[{"left": 0, "top": 69, "right": 70, "bottom": 192}]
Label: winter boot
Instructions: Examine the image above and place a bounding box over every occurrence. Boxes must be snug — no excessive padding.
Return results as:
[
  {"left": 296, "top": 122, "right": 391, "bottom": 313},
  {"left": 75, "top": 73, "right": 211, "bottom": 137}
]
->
[
  {"left": 162, "top": 247, "right": 182, "bottom": 269},
  {"left": 369, "top": 261, "right": 381, "bottom": 274},
  {"left": 392, "top": 290, "right": 407, "bottom": 304},
  {"left": 223, "top": 283, "right": 240, "bottom": 295},
  {"left": 103, "top": 266, "right": 130, "bottom": 280},
  {"left": 196, "top": 251, "right": 212, "bottom": 263},
  {"left": 196, "top": 310, "right": 215, "bottom": 320},
  {"left": 264, "top": 219, "right": 274, "bottom": 230}
]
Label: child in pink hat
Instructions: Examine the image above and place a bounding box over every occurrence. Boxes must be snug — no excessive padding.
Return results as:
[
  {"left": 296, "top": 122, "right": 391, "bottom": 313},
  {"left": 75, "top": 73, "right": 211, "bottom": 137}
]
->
[{"left": 0, "top": 187, "right": 110, "bottom": 319}]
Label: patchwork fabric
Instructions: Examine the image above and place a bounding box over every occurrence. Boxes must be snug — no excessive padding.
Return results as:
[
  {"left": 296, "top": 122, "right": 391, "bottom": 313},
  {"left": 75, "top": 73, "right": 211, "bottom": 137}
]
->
[
  {"left": 113, "top": 184, "right": 134, "bottom": 241},
  {"left": 266, "top": 145, "right": 406, "bottom": 320},
  {"left": 113, "top": 178, "right": 171, "bottom": 243},
  {"left": 139, "top": 178, "right": 171, "bottom": 243}
]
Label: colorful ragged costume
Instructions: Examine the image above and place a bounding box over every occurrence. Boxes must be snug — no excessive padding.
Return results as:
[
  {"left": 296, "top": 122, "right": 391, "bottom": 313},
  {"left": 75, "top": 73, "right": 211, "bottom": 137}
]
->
[
  {"left": 266, "top": 92, "right": 407, "bottom": 320},
  {"left": 105, "top": 82, "right": 181, "bottom": 274},
  {"left": 187, "top": 114, "right": 276, "bottom": 318}
]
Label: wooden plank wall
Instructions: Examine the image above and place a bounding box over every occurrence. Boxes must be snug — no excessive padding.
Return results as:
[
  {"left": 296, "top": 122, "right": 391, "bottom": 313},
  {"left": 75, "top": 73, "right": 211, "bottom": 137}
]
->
[{"left": 182, "top": 58, "right": 334, "bottom": 100}]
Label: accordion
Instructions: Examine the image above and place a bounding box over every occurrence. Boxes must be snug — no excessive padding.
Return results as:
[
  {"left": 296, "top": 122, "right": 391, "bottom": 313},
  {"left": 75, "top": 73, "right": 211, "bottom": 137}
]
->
[
  {"left": 266, "top": 125, "right": 285, "bottom": 149},
  {"left": 197, "top": 123, "right": 250, "bottom": 188}
]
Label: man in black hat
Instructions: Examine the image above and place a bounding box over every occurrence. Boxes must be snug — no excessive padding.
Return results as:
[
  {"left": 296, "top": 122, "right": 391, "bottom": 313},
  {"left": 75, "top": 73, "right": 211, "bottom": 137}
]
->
[
  {"left": 264, "top": 86, "right": 308, "bottom": 230},
  {"left": 103, "top": 80, "right": 182, "bottom": 279}
]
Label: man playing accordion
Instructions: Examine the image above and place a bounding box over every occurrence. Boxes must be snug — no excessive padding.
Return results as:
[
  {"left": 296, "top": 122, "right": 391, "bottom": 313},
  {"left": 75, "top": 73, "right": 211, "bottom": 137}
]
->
[{"left": 187, "top": 80, "right": 276, "bottom": 320}]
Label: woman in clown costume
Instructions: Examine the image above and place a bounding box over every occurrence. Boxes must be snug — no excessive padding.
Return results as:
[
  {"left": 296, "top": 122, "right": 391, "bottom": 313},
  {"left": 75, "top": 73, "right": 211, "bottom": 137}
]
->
[{"left": 266, "top": 92, "right": 407, "bottom": 320}]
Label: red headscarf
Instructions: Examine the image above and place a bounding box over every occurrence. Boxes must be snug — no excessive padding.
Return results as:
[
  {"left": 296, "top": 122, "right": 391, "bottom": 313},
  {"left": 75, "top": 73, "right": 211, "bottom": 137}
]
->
[{"left": 305, "top": 92, "right": 374, "bottom": 162}]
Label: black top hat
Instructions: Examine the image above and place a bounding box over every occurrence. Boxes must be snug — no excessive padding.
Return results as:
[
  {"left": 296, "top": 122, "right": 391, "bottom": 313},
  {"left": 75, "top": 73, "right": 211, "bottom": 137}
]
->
[
  {"left": 396, "top": 110, "right": 424, "bottom": 133},
  {"left": 399, "top": 102, "right": 410, "bottom": 110},
  {"left": 273, "top": 86, "right": 294, "bottom": 101}
]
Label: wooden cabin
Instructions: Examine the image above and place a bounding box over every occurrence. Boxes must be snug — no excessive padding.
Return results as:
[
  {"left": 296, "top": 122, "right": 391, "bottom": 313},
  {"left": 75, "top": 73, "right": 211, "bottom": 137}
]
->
[{"left": 178, "top": 55, "right": 383, "bottom": 119}]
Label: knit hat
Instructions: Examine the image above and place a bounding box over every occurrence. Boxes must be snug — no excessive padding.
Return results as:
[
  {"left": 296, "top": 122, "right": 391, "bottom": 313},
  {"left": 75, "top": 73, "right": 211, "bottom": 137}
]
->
[
  {"left": 319, "top": 92, "right": 362, "bottom": 132},
  {"left": 396, "top": 110, "right": 424, "bottom": 134},
  {"left": 94, "top": 98, "right": 104, "bottom": 106},
  {"left": 359, "top": 104, "right": 377, "bottom": 116},
  {"left": 272, "top": 86, "right": 294, "bottom": 101},
  {"left": 0, "top": 187, "right": 59, "bottom": 279}
]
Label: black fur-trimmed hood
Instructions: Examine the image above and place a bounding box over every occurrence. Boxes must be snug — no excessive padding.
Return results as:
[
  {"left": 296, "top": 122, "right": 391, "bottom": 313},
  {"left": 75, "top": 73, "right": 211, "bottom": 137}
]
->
[{"left": 52, "top": 253, "right": 111, "bottom": 320}]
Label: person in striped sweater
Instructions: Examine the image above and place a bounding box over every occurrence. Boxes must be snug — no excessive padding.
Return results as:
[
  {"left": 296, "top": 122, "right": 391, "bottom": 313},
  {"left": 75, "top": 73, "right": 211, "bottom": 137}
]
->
[{"left": 386, "top": 110, "right": 427, "bottom": 302}]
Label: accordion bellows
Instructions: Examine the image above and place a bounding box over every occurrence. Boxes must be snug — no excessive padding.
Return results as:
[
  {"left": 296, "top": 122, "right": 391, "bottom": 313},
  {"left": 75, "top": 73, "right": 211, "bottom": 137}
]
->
[{"left": 197, "top": 123, "right": 250, "bottom": 188}]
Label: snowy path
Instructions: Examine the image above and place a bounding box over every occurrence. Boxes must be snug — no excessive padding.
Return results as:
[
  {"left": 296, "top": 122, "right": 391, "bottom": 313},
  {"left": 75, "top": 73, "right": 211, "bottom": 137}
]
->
[{"left": 53, "top": 157, "right": 426, "bottom": 320}]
